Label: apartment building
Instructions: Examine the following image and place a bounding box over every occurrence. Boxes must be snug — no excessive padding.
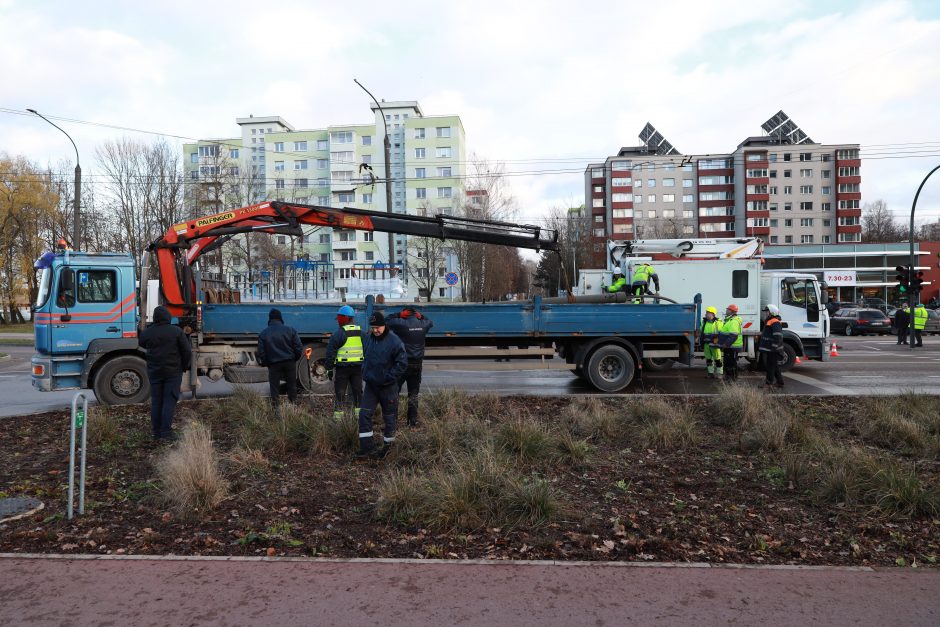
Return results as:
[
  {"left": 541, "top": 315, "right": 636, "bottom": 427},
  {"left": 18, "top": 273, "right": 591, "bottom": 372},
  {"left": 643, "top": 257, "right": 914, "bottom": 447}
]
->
[
  {"left": 585, "top": 112, "right": 860, "bottom": 267},
  {"left": 183, "top": 102, "right": 466, "bottom": 297}
]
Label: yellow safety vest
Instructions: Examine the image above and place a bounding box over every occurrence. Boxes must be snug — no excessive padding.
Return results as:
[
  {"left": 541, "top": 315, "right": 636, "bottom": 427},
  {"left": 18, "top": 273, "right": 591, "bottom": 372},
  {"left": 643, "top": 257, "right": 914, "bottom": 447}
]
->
[
  {"left": 607, "top": 276, "right": 627, "bottom": 293},
  {"left": 336, "top": 324, "right": 363, "bottom": 363},
  {"left": 721, "top": 315, "right": 744, "bottom": 349},
  {"left": 913, "top": 307, "right": 928, "bottom": 331},
  {"left": 701, "top": 318, "right": 723, "bottom": 343},
  {"left": 632, "top": 264, "right": 655, "bottom": 284}
]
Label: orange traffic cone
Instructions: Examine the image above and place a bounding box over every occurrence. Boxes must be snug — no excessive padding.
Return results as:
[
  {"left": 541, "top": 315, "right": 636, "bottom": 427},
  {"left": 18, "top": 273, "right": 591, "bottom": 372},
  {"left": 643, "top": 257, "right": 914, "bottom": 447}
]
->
[
  {"left": 794, "top": 355, "right": 802, "bottom": 365},
  {"left": 829, "top": 342, "right": 839, "bottom": 358}
]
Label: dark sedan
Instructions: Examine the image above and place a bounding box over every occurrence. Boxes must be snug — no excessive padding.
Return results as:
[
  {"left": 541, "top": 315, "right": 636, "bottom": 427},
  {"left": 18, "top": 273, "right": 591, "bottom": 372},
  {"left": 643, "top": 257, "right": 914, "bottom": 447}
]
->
[{"left": 830, "top": 308, "right": 892, "bottom": 336}]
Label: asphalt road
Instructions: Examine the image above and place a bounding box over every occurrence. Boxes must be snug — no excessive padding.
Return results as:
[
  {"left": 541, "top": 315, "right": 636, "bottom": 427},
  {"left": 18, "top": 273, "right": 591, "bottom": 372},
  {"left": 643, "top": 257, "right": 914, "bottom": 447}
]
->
[
  {"left": 1, "top": 556, "right": 937, "bottom": 626},
  {"left": 2, "top": 336, "right": 939, "bottom": 418}
]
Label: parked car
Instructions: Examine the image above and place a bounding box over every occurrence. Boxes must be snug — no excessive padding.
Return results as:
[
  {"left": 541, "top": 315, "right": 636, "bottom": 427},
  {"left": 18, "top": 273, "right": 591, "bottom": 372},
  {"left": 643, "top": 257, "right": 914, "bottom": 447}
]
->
[
  {"left": 826, "top": 301, "right": 858, "bottom": 316},
  {"left": 830, "top": 308, "right": 892, "bottom": 336}
]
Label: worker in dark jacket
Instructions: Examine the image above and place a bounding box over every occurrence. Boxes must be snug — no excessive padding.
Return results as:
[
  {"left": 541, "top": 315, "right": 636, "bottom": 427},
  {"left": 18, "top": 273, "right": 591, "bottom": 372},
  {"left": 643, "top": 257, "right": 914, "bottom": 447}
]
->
[
  {"left": 895, "top": 306, "right": 909, "bottom": 345},
  {"left": 759, "top": 304, "right": 785, "bottom": 388},
  {"left": 325, "top": 305, "right": 364, "bottom": 419},
  {"left": 139, "top": 306, "right": 192, "bottom": 441},
  {"left": 387, "top": 306, "right": 433, "bottom": 426},
  {"left": 356, "top": 311, "right": 408, "bottom": 459},
  {"left": 257, "top": 308, "right": 303, "bottom": 407}
]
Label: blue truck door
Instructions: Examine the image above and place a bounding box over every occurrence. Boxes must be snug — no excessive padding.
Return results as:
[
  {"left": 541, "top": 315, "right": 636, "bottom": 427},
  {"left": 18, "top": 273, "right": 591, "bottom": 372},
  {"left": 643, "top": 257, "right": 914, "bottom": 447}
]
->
[{"left": 49, "top": 266, "right": 126, "bottom": 352}]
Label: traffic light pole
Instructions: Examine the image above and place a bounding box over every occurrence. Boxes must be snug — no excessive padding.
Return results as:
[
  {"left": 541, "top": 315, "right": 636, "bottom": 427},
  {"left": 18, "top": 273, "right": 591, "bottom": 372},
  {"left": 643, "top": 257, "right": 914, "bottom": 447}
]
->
[{"left": 908, "top": 164, "right": 940, "bottom": 350}]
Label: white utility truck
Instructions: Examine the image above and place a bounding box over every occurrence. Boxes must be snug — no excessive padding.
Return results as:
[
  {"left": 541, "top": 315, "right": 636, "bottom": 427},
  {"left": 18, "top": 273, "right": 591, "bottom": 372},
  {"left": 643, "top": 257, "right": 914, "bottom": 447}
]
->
[{"left": 575, "top": 238, "right": 830, "bottom": 371}]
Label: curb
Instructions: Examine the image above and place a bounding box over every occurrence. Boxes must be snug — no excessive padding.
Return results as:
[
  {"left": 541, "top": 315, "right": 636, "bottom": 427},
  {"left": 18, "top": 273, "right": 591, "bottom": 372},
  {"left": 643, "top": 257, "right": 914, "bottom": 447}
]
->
[{"left": 0, "top": 552, "right": 884, "bottom": 572}]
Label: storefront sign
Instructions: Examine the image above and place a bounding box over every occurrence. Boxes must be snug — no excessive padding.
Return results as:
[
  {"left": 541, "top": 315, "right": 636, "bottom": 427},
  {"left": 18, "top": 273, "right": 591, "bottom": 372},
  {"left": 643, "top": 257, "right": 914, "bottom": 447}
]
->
[{"left": 824, "top": 270, "right": 857, "bottom": 286}]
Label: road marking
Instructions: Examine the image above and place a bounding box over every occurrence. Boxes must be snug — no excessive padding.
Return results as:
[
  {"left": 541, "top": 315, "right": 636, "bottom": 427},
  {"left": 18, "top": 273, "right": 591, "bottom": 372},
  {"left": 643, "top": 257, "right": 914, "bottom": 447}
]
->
[
  {"left": 784, "top": 371, "right": 858, "bottom": 395},
  {"left": 840, "top": 375, "right": 884, "bottom": 378}
]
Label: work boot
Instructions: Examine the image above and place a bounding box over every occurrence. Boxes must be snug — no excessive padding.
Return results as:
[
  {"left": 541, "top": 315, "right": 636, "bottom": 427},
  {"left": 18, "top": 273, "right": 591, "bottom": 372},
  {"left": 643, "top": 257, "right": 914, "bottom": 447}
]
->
[{"left": 354, "top": 446, "right": 376, "bottom": 461}]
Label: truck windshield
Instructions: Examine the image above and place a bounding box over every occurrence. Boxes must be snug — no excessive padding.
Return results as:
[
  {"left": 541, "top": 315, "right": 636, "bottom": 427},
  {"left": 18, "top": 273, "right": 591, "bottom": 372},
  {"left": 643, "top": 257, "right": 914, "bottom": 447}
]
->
[{"left": 35, "top": 268, "right": 52, "bottom": 308}]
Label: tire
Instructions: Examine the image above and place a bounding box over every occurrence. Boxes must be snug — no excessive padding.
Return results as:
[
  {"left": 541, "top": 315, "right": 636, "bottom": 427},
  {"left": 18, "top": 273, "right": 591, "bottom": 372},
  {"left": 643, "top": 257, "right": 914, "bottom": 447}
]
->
[
  {"left": 93, "top": 355, "right": 149, "bottom": 405},
  {"left": 844, "top": 325, "right": 853, "bottom": 336},
  {"left": 778, "top": 344, "right": 797, "bottom": 372},
  {"left": 585, "top": 344, "right": 635, "bottom": 392},
  {"left": 297, "top": 344, "right": 331, "bottom": 392},
  {"left": 642, "top": 357, "right": 675, "bottom": 371}
]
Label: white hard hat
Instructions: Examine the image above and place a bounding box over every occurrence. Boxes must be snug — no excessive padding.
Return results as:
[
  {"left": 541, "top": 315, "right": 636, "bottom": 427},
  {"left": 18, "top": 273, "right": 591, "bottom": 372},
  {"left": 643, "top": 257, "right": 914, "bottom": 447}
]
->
[{"left": 764, "top": 303, "right": 780, "bottom": 316}]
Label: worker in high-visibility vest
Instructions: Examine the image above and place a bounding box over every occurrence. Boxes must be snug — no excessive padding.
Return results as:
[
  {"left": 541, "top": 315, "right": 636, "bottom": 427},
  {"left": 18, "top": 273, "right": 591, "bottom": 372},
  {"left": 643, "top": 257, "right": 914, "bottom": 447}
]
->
[
  {"left": 719, "top": 303, "right": 744, "bottom": 381},
  {"left": 606, "top": 271, "right": 627, "bottom": 295},
  {"left": 325, "top": 305, "right": 364, "bottom": 419},
  {"left": 912, "top": 303, "right": 928, "bottom": 348},
  {"left": 701, "top": 306, "right": 724, "bottom": 378},
  {"left": 631, "top": 262, "right": 660, "bottom": 304}
]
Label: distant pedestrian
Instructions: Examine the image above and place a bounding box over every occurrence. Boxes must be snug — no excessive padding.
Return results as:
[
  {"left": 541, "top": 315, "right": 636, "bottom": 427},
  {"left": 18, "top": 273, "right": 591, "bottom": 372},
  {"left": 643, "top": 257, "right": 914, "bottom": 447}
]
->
[
  {"left": 356, "top": 312, "right": 408, "bottom": 460},
  {"left": 700, "top": 306, "right": 723, "bottom": 379},
  {"left": 912, "top": 303, "right": 928, "bottom": 348},
  {"left": 325, "top": 305, "right": 364, "bottom": 419},
  {"left": 895, "top": 306, "right": 909, "bottom": 345},
  {"left": 387, "top": 306, "right": 433, "bottom": 426},
  {"left": 759, "top": 304, "right": 785, "bottom": 388},
  {"left": 139, "top": 305, "right": 192, "bottom": 441},
  {"left": 720, "top": 303, "right": 743, "bottom": 382},
  {"left": 257, "top": 308, "right": 303, "bottom": 408}
]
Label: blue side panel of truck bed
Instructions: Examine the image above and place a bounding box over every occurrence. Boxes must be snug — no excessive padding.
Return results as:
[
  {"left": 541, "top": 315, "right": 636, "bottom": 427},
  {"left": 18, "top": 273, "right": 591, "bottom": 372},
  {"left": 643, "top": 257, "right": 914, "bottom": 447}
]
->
[{"left": 200, "top": 297, "right": 699, "bottom": 341}]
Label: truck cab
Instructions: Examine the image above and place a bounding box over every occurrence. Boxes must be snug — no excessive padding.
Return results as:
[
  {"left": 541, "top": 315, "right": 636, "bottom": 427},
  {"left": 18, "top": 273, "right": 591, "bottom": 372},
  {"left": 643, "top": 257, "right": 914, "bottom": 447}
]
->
[{"left": 31, "top": 250, "right": 148, "bottom": 404}]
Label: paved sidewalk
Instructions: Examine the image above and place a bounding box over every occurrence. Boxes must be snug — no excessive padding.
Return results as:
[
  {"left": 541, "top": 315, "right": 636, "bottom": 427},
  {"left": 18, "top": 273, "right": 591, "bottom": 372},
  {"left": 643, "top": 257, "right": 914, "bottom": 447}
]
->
[{"left": 1, "top": 555, "right": 938, "bottom": 626}]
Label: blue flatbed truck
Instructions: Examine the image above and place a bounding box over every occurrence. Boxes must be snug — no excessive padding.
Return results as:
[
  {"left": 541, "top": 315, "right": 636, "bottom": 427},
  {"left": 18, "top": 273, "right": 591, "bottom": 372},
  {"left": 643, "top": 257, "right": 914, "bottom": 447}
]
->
[{"left": 31, "top": 202, "right": 701, "bottom": 403}]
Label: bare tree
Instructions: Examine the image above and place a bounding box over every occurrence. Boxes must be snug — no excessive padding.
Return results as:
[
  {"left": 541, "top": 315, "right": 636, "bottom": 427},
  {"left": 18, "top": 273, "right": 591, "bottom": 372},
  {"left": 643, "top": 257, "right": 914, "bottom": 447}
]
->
[
  {"left": 406, "top": 209, "right": 448, "bottom": 301},
  {"left": 532, "top": 205, "right": 592, "bottom": 297},
  {"left": 861, "top": 200, "right": 904, "bottom": 242}
]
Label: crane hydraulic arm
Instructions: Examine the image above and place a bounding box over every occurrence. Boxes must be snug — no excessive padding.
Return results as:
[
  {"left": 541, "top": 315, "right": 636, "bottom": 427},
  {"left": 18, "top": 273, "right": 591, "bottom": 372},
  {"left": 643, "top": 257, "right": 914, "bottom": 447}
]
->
[{"left": 150, "top": 201, "right": 559, "bottom": 317}]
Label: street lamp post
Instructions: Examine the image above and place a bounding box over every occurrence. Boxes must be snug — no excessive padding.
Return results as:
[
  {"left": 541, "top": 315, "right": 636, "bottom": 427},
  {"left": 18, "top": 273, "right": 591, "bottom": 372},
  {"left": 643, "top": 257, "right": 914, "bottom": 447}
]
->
[
  {"left": 27, "top": 109, "right": 81, "bottom": 250},
  {"left": 353, "top": 80, "right": 395, "bottom": 269},
  {"left": 907, "top": 164, "right": 940, "bottom": 350}
]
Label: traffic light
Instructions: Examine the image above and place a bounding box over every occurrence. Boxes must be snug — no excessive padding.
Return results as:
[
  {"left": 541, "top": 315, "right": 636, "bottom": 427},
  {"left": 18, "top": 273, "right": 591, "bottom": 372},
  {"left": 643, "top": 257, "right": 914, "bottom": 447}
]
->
[
  {"left": 895, "top": 265, "right": 910, "bottom": 293},
  {"left": 910, "top": 270, "right": 925, "bottom": 292}
]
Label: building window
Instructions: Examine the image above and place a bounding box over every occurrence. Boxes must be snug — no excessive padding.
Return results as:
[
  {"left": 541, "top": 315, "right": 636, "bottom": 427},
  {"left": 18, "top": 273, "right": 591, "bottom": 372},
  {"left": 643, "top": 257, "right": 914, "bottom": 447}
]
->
[
  {"left": 415, "top": 188, "right": 427, "bottom": 199},
  {"left": 198, "top": 145, "right": 220, "bottom": 157},
  {"left": 296, "top": 178, "right": 308, "bottom": 188},
  {"left": 770, "top": 170, "right": 777, "bottom": 178},
  {"left": 783, "top": 169, "right": 792, "bottom": 178},
  {"left": 361, "top": 154, "right": 372, "bottom": 165},
  {"left": 799, "top": 153, "right": 813, "bottom": 162},
  {"left": 799, "top": 168, "right": 812, "bottom": 178},
  {"left": 436, "top": 147, "right": 452, "bottom": 158},
  {"left": 415, "top": 148, "right": 426, "bottom": 159},
  {"left": 634, "top": 179, "right": 643, "bottom": 189},
  {"left": 784, "top": 219, "right": 793, "bottom": 227},
  {"left": 612, "top": 209, "right": 633, "bottom": 218},
  {"left": 683, "top": 209, "right": 693, "bottom": 218},
  {"left": 746, "top": 169, "right": 768, "bottom": 178},
  {"left": 190, "top": 153, "right": 198, "bottom": 164},
  {"left": 663, "top": 209, "right": 675, "bottom": 218},
  {"left": 337, "top": 192, "right": 354, "bottom": 203},
  {"left": 838, "top": 184, "right": 860, "bottom": 193},
  {"left": 362, "top": 135, "right": 372, "bottom": 146},
  {"left": 647, "top": 179, "right": 656, "bottom": 187},
  {"left": 800, "top": 201, "right": 813, "bottom": 211},
  {"left": 612, "top": 193, "right": 630, "bottom": 202},
  {"left": 663, "top": 194, "right": 675, "bottom": 202},
  {"left": 274, "top": 142, "right": 284, "bottom": 152},
  {"left": 800, "top": 218, "right": 814, "bottom": 226},
  {"left": 436, "top": 127, "right": 451, "bottom": 138},
  {"left": 837, "top": 149, "right": 860, "bottom": 160},
  {"left": 275, "top": 179, "right": 285, "bottom": 189},
  {"left": 783, "top": 153, "right": 792, "bottom": 162},
  {"left": 414, "top": 128, "right": 425, "bottom": 139},
  {"left": 633, "top": 195, "right": 642, "bottom": 204},
  {"left": 838, "top": 232, "right": 861, "bottom": 243},
  {"left": 230, "top": 149, "right": 239, "bottom": 159},
  {"left": 363, "top": 232, "right": 374, "bottom": 242},
  {"left": 784, "top": 186, "right": 793, "bottom": 194},
  {"left": 682, "top": 194, "right": 693, "bottom": 203},
  {"left": 800, "top": 234, "right": 814, "bottom": 243},
  {"left": 274, "top": 161, "right": 285, "bottom": 172},
  {"left": 769, "top": 186, "right": 778, "bottom": 194},
  {"left": 770, "top": 219, "right": 778, "bottom": 227},
  {"left": 438, "top": 187, "right": 452, "bottom": 198},
  {"left": 611, "top": 160, "right": 631, "bottom": 171},
  {"left": 437, "top": 167, "right": 452, "bottom": 177},
  {"left": 663, "top": 178, "right": 675, "bottom": 187},
  {"left": 822, "top": 202, "right": 832, "bottom": 211},
  {"left": 294, "top": 141, "right": 307, "bottom": 151},
  {"left": 612, "top": 177, "right": 631, "bottom": 186},
  {"left": 592, "top": 198, "right": 604, "bottom": 208},
  {"left": 822, "top": 170, "right": 831, "bottom": 179},
  {"left": 800, "top": 185, "right": 813, "bottom": 194},
  {"left": 838, "top": 166, "right": 861, "bottom": 177},
  {"left": 415, "top": 168, "right": 426, "bottom": 178},
  {"left": 317, "top": 139, "right": 328, "bottom": 150},
  {"left": 294, "top": 160, "right": 308, "bottom": 170},
  {"left": 594, "top": 215, "right": 604, "bottom": 223},
  {"left": 769, "top": 154, "right": 778, "bottom": 162},
  {"left": 769, "top": 203, "right": 778, "bottom": 211},
  {"left": 331, "top": 131, "right": 353, "bottom": 143},
  {"left": 647, "top": 210, "right": 657, "bottom": 218},
  {"left": 362, "top": 193, "right": 373, "bottom": 203},
  {"left": 594, "top": 228, "right": 605, "bottom": 237},
  {"left": 613, "top": 224, "right": 631, "bottom": 234},
  {"left": 822, "top": 235, "right": 831, "bottom": 243},
  {"left": 770, "top": 236, "right": 778, "bottom": 243},
  {"left": 647, "top": 194, "right": 656, "bottom": 203},
  {"left": 822, "top": 219, "right": 831, "bottom": 227},
  {"left": 316, "top": 158, "right": 327, "bottom": 169},
  {"left": 682, "top": 179, "right": 692, "bottom": 188}
]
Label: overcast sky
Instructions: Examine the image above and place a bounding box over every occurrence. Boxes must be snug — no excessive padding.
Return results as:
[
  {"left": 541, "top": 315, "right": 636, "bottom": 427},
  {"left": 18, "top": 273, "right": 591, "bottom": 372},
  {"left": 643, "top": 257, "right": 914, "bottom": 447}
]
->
[{"left": 2, "top": 0, "right": 940, "bottom": 226}]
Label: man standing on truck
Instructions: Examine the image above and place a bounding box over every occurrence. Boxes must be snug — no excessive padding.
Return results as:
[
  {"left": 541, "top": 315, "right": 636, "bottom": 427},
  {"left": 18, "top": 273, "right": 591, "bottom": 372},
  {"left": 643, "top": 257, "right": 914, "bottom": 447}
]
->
[
  {"left": 631, "top": 262, "right": 660, "bottom": 304},
  {"left": 356, "top": 312, "right": 408, "bottom": 459},
  {"left": 257, "top": 308, "right": 303, "bottom": 409},
  {"left": 720, "top": 303, "right": 743, "bottom": 382},
  {"left": 701, "top": 306, "right": 723, "bottom": 378},
  {"left": 325, "top": 305, "right": 364, "bottom": 420},
  {"left": 759, "top": 304, "right": 785, "bottom": 388},
  {"left": 605, "top": 271, "right": 627, "bottom": 295},
  {"left": 387, "top": 305, "right": 433, "bottom": 426},
  {"left": 139, "top": 305, "right": 192, "bottom": 441}
]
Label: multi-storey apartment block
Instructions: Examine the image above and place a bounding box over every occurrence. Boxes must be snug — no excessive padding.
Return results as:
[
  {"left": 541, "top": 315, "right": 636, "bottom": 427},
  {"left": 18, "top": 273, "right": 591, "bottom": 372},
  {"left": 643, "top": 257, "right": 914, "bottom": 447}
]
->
[
  {"left": 183, "top": 102, "right": 466, "bottom": 297},
  {"left": 585, "top": 112, "right": 860, "bottom": 267}
]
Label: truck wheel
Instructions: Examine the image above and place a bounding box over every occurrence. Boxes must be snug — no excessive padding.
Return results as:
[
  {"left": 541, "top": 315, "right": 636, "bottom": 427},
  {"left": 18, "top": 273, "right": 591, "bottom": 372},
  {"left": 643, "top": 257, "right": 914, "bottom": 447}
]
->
[
  {"left": 297, "top": 345, "right": 330, "bottom": 392},
  {"left": 585, "top": 344, "right": 635, "bottom": 392},
  {"left": 778, "top": 344, "right": 797, "bottom": 372},
  {"left": 93, "top": 355, "right": 149, "bottom": 405},
  {"left": 642, "top": 357, "right": 674, "bottom": 371}
]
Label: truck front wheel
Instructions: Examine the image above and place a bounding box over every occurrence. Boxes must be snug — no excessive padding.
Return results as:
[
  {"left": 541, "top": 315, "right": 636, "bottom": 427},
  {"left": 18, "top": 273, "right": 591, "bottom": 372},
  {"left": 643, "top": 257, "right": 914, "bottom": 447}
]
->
[
  {"left": 585, "top": 344, "right": 635, "bottom": 392},
  {"left": 778, "top": 344, "right": 797, "bottom": 372},
  {"left": 93, "top": 355, "right": 150, "bottom": 405}
]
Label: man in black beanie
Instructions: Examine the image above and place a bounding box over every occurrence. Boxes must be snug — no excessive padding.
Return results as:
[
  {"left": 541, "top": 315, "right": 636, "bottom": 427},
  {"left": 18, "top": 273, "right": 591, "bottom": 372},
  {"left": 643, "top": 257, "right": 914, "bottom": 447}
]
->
[
  {"left": 257, "top": 308, "right": 303, "bottom": 407},
  {"left": 355, "top": 311, "right": 408, "bottom": 459}
]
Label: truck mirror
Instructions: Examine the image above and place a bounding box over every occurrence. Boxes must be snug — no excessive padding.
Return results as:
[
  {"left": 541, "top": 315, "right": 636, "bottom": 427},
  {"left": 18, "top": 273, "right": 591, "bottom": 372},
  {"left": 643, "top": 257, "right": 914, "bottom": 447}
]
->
[
  {"left": 818, "top": 284, "right": 829, "bottom": 304},
  {"left": 61, "top": 268, "right": 74, "bottom": 292}
]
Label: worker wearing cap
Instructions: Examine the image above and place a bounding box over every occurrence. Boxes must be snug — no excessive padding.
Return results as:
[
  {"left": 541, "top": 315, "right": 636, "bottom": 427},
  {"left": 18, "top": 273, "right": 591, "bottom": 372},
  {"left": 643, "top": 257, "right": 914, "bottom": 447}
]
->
[
  {"left": 356, "top": 311, "right": 408, "bottom": 460},
  {"left": 325, "top": 305, "right": 364, "bottom": 420},
  {"left": 606, "top": 271, "right": 627, "bottom": 295},
  {"left": 912, "top": 303, "right": 928, "bottom": 348},
  {"left": 701, "top": 306, "right": 724, "bottom": 378},
  {"left": 387, "top": 306, "right": 433, "bottom": 426},
  {"left": 720, "top": 303, "right": 743, "bottom": 381},
  {"left": 631, "top": 262, "right": 660, "bottom": 304},
  {"left": 257, "top": 308, "right": 303, "bottom": 408},
  {"left": 759, "top": 304, "right": 785, "bottom": 388}
]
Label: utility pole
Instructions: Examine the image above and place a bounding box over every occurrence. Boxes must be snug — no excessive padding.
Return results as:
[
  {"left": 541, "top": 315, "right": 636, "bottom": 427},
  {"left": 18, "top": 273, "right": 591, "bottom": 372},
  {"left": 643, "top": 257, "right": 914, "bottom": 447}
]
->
[
  {"left": 28, "top": 109, "right": 81, "bottom": 249},
  {"left": 908, "top": 164, "right": 940, "bottom": 351},
  {"left": 354, "top": 80, "right": 395, "bottom": 268}
]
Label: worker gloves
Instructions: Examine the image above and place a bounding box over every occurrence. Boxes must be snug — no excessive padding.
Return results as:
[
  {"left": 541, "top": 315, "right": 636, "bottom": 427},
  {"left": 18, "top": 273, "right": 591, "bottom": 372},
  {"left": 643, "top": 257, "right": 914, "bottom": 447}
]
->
[{"left": 326, "top": 369, "right": 334, "bottom": 381}]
